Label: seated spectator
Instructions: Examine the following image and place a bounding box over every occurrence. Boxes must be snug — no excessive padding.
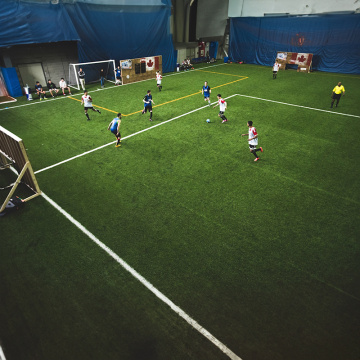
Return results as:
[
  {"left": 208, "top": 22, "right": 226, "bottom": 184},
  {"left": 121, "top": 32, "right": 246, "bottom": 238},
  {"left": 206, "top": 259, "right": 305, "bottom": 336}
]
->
[
  {"left": 186, "top": 57, "right": 193, "bottom": 69},
  {"left": 35, "top": 81, "right": 46, "bottom": 100},
  {"left": 47, "top": 79, "right": 59, "bottom": 97},
  {"left": 59, "top": 78, "right": 72, "bottom": 96}
]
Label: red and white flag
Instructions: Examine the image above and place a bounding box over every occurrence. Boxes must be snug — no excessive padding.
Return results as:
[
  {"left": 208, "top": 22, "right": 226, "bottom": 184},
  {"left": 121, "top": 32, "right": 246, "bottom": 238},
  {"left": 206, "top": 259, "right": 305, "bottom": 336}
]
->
[{"left": 146, "top": 57, "right": 155, "bottom": 71}]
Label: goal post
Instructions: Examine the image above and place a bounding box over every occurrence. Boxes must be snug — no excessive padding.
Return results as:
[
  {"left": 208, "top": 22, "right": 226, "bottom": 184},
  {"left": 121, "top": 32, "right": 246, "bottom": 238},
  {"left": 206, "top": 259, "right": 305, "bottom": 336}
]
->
[
  {"left": 0, "top": 125, "right": 41, "bottom": 212},
  {"left": 68, "top": 60, "right": 116, "bottom": 90}
]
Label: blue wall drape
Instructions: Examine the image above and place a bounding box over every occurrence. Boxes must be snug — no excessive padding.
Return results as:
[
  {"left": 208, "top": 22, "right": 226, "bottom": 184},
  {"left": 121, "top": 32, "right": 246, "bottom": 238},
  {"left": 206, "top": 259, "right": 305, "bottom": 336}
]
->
[
  {"left": 0, "top": 0, "right": 176, "bottom": 73},
  {"left": 229, "top": 14, "right": 360, "bottom": 74}
]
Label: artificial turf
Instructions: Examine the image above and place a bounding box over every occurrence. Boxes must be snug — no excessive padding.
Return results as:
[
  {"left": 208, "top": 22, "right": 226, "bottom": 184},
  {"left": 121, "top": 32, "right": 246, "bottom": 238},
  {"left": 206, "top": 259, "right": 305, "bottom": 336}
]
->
[{"left": 0, "top": 63, "right": 359, "bottom": 360}]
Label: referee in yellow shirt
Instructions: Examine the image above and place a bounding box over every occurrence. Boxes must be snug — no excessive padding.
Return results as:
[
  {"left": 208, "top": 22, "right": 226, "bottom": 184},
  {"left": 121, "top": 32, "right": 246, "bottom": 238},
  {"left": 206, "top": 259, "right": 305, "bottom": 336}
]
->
[{"left": 331, "top": 82, "right": 345, "bottom": 108}]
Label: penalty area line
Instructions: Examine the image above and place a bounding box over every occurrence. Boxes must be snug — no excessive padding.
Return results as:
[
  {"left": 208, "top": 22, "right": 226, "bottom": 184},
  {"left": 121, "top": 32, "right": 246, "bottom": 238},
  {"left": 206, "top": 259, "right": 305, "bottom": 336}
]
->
[
  {"left": 34, "top": 95, "right": 239, "bottom": 175},
  {"left": 235, "top": 94, "right": 360, "bottom": 119},
  {"left": 41, "top": 191, "right": 242, "bottom": 360}
]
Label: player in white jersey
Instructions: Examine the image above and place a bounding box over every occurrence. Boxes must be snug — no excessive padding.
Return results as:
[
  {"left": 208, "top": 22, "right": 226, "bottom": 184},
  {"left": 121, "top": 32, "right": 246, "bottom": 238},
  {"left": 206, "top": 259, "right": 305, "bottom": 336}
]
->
[
  {"left": 241, "top": 121, "right": 263, "bottom": 162},
  {"left": 213, "top": 94, "right": 228, "bottom": 123},
  {"left": 59, "top": 78, "right": 72, "bottom": 95},
  {"left": 273, "top": 61, "right": 281, "bottom": 79},
  {"left": 80, "top": 90, "right": 101, "bottom": 121},
  {"left": 156, "top": 71, "right": 162, "bottom": 91}
]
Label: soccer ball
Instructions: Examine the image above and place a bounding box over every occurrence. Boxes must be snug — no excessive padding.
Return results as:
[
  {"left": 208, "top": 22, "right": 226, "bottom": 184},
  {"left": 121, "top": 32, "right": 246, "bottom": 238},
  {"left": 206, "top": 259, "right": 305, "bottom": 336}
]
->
[{"left": 206, "top": 119, "right": 210, "bottom": 123}]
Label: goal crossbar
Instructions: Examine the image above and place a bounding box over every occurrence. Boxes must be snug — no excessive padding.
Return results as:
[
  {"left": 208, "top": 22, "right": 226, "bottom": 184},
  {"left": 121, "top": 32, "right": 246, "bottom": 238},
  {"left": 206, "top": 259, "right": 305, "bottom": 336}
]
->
[{"left": 68, "top": 59, "right": 116, "bottom": 90}]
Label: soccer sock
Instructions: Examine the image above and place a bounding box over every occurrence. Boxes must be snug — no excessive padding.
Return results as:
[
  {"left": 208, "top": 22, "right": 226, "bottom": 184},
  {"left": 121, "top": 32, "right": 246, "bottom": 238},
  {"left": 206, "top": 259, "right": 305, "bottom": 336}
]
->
[
  {"left": 251, "top": 150, "right": 258, "bottom": 158},
  {"left": 85, "top": 113, "right": 90, "bottom": 120},
  {"left": 150, "top": 111, "right": 152, "bottom": 120},
  {"left": 254, "top": 148, "right": 261, "bottom": 152}
]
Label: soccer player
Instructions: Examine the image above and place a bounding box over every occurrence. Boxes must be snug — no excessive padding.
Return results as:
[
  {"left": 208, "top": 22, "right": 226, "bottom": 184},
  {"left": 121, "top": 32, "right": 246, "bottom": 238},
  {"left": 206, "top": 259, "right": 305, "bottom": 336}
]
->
[
  {"left": 241, "top": 121, "right": 263, "bottom": 162},
  {"left": 141, "top": 90, "right": 155, "bottom": 121},
  {"left": 100, "top": 68, "right": 105, "bottom": 88},
  {"left": 108, "top": 113, "right": 122, "bottom": 147},
  {"left": 273, "top": 61, "right": 281, "bottom": 79},
  {"left": 59, "top": 78, "right": 72, "bottom": 96},
  {"left": 35, "top": 81, "right": 46, "bottom": 100},
  {"left": 213, "top": 94, "right": 228, "bottom": 123},
  {"left": 81, "top": 90, "right": 101, "bottom": 121},
  {"left": 202, "top": 81, "right": 211, "bottom": 106},
  {"left": 47, "top": 80, "right": 59, "bottom": 97},
  {"left": 78, "top": 68, "right": 85, "bottom": 91},
  {"left": 330, "top": 82, "right": 345, "bottom": 108},
  {"left": 114, "top": 66, "right": 122, "bottom": 85},
  {"left": 156, "top": 71, "right": 162, "bottom": 91}
]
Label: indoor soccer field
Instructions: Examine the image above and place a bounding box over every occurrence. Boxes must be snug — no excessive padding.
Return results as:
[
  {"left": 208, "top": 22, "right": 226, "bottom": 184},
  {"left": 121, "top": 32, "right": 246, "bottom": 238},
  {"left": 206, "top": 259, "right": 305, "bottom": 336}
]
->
[{"left": 0, "top": 63, "right": 359, "bottom": 360}]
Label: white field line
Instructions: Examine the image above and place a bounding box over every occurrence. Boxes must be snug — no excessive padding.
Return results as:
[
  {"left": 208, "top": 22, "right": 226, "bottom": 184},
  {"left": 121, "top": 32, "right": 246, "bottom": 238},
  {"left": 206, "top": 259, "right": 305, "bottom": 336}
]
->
[
  {"left": 0, "top": 63, "right": 228, "bottom": 111},
  {"left": 41, "top": 192, "right": 242, "bottom": 360},
  {"left": 235, "top": 94, "right": 360, "bottom": 119},
  {"left": 0, "top": 346, "right": 7, "bottom": 360},
  {"left": 34, "top": 94, "right": 238, "bottom": 175}
]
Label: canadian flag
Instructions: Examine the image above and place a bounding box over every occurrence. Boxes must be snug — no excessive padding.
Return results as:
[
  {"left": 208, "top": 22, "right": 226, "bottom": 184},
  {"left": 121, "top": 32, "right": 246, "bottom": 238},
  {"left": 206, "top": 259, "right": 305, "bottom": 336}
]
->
[
  {"left": 296, "top": 53, "right": 309, "bottom": 64},
  {"left": 146, "top": 57, "right": 155, "bottom": 71},
  {"left": 290, "top": 52, "right": 313, "bottom": 66}
]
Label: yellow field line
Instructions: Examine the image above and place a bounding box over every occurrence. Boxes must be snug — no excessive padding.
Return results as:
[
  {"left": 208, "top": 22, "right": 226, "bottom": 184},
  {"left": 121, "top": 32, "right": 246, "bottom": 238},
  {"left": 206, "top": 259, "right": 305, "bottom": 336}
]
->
[
  {"left": 124, "top": 77, "right": 249, "bottom": 117},
  {"left": 68, "top": 76, "right": 249, "bottom": 117},
  {"left": 197, "top": 69, "right": 247, "bottom": 78},
  {"left": 68, "top": 96, "right": 118, "bottom": 114}
]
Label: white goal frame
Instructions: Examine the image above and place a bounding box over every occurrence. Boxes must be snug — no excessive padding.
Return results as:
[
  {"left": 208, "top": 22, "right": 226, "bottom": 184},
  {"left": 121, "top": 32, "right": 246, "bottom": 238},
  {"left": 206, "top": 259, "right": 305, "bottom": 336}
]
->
[{"left": 68, "top": 59, "right": 116, "bottom": 90}]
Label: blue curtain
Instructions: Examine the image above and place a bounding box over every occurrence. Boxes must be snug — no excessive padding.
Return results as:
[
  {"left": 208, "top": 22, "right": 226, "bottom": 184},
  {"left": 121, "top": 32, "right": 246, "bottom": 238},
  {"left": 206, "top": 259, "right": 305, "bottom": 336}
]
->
[
  {"left": 229, "top": 14, "right": 360, "bottom": 74},
  {"left": 0, "top": 0, "right": 176, "bottom": 73}
]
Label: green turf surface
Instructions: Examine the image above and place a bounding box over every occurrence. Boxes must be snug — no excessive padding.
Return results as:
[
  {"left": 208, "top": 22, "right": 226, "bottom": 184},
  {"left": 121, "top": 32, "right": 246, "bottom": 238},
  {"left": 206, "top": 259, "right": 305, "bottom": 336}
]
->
[{"left": 1, "top": 63, "right": 359, "bottom": 360}]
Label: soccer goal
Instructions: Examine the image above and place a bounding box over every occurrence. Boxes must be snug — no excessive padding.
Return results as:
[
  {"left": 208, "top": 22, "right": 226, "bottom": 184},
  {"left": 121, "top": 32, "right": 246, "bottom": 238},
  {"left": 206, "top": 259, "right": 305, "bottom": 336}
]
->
[
  {"left": 0, "top": 70, "right": 16, "bottom": 104},
  {"left": 68, "top": 60, "right": 116, "bottom": 90},
  {"left": 0, "top": 125, "right": 41, "bottom": 213}
]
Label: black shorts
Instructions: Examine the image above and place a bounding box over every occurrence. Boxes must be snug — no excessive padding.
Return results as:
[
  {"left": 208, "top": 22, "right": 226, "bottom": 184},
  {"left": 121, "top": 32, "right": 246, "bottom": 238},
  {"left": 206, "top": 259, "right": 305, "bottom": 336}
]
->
[
  {"left": 249, "top": 144, "right": 257, "bottom": 150},
  {"left": 332, "top": 93, "right": 341, "bottom": 100},
  {"left": 84, "top": 106, "right": 94, "bottom": 111},
  {"left": 218, "top": 111, "right": 224, "bottom": 116},
  {"left": 144, "top": 105, "right": 152, "bottom": 112},
  {"left": 111, "top": 129, "right": 120, "bottom": 137}
]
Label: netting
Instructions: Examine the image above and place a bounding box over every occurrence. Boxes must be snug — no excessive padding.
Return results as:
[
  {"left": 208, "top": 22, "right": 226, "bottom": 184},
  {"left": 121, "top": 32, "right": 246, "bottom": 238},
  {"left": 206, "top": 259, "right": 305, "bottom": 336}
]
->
[
  {"left": 0, "top": 71, "right": 16, "bottom": 104},
  {"left": 68, "top": 60, "right": 116, "bottom": 90}
]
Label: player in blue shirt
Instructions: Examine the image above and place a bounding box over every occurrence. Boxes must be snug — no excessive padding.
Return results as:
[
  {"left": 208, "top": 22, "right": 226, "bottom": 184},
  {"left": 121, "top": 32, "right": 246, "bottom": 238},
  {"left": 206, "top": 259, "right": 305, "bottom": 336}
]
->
[
  {"left": 35, "top": 81, "right": 46, "bottom": 100},
  {"left": 202, "top": 81, "right": 211, "bottom": 106},
  {"left": 141, "top": 90, "right": 155, "bottom": 121},
  {"left": 108, "top": 113, "right": 122, "bottom": 147},
  {"left": 114, "top": 66, "right": 121, "bottom": 85}
]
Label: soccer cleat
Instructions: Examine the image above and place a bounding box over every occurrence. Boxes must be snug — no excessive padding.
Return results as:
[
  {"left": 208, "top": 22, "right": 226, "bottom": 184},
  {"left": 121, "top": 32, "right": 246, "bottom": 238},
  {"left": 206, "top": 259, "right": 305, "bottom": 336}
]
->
[
  {"left": 115, "top": 143, "right": 121, "bottom": 147},
  {"left": 63, "top": 93, "right": 66, "bottom": 96},
  {"left": 98, "top": 110, "right": 101, "bottom": 114},
  {"left": 69, "top": 93, "right": 72, "bottom": 95},
  {"left": 254, "top": 157, "right": 260, "bottom": 162},
  {"left": 260, "top": 147, "right": 263, "bottom": 152},
  {"left": 149, "top": 118, "right": 153, "bottom": 121},
  {"left": 222, "top": 119, "right": 228, "bottom": 123}
]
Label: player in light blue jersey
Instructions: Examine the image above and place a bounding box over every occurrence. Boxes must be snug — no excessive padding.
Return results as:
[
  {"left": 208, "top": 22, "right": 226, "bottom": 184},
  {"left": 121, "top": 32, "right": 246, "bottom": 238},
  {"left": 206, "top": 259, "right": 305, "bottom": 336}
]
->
[
  {"left": 202, "top": 81, "right": 211, "bottom": 106},
  {"left": 108, "top": 113, "right": 122, "bottom": 147}
]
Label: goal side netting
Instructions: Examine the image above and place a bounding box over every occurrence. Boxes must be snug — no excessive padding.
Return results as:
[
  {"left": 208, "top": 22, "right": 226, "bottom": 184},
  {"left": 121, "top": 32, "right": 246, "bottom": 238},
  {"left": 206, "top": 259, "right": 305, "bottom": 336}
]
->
[
  {"left": 68, "top": 60, "right": 116, "bottom": 90},
  {"left": 0, "top": 70, "right": 16, "bottom": 104},
  {"left": 0, "top": 125, "right": 41, "bottom": 212}
]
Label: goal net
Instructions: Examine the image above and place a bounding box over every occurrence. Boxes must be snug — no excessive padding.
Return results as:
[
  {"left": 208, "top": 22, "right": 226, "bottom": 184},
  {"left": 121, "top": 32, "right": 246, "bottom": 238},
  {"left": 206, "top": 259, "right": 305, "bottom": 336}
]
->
[
  {"left": 68, "top": 60, "right": 116, "bottom": 90},
  {"left": 0, "top": 70, "right": 16, "bottom": 104},
  {"left": 0, "top": 125, "right": 41, "bottom": 213}
]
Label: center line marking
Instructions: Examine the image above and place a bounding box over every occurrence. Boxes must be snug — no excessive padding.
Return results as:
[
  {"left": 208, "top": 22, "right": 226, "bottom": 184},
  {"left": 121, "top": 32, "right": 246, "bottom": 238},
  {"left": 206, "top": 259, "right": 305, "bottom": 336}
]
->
[
  {"left": 34, "top": 95, "right": 239, "bottom": 175},
  {"left": 40, "top": 191, "right": 242, "bottom": 360}
]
